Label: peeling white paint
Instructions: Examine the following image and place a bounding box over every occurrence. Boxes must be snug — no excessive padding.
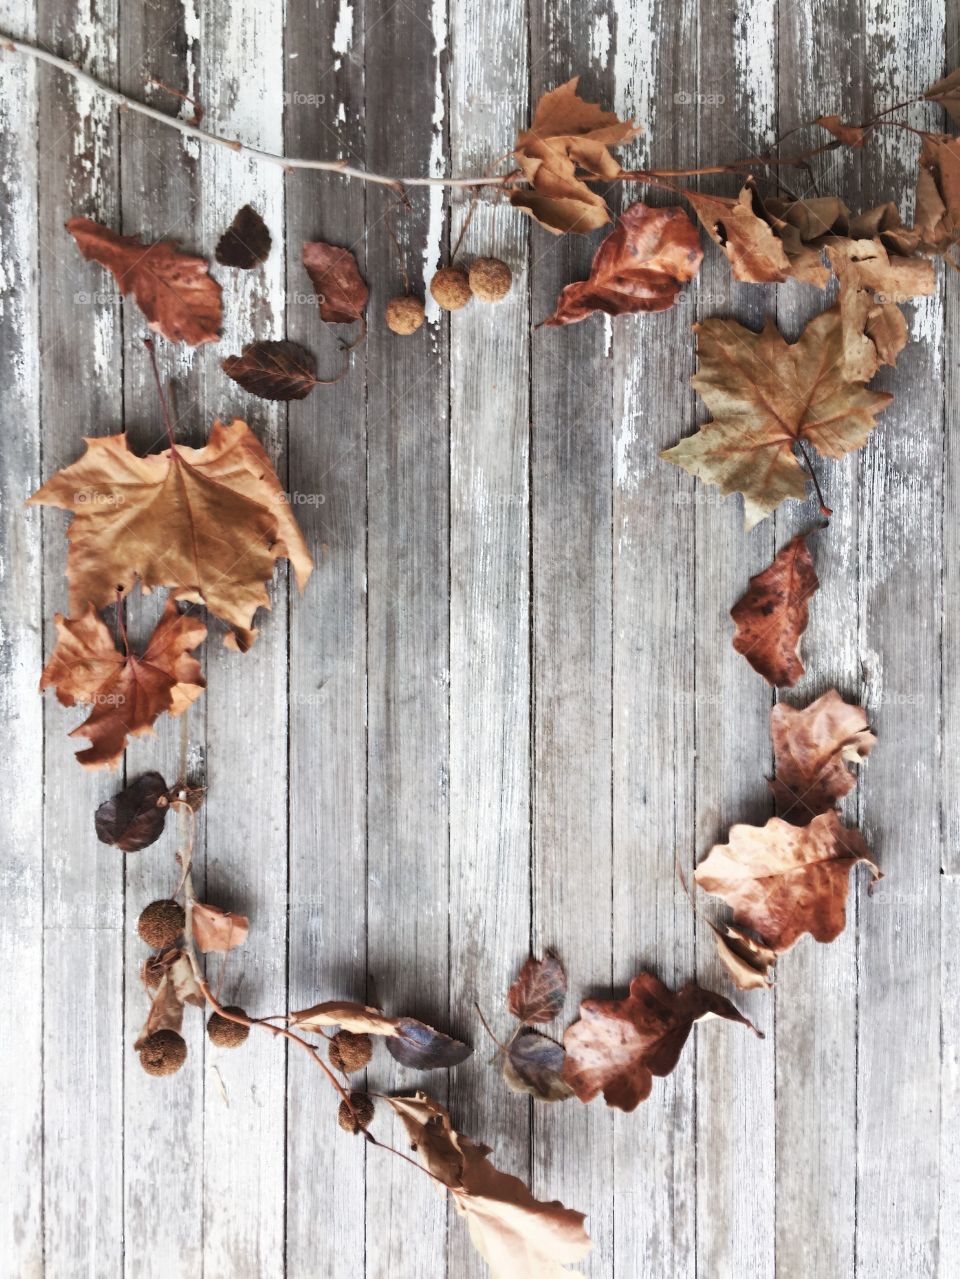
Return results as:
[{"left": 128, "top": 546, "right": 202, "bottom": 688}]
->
[
  {"left": 733, "top": 0, "right": 777, "bottom": 144},
  {"left": 423, "top": 0, "right": 447, "bottom": 326},
  {"left": 333, "top": 0, "right": 353, "bottom": 58},
  {"left": 182, "top": 0, "right": 202, "bottom": 158},
  {"left": 613, "top": 0, "right": 654, "bottom": 165},
  {"left": 590, "top": 13, "right": 611, "bottom": 70}
]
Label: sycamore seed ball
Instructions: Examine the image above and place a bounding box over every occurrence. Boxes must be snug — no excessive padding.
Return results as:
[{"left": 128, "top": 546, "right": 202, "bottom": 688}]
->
[
  {"left": 207, "top": 1007, "right": 250, "bottom": 1048},
  {"left": 469, "top": 257, "right": 512, "bottom": 302},
  {"left": 385, "top": 295, "right": 425, "bottom": 335},
  {"left": 338, "top": 1091, "right": 375, "bottom": 1134},
  {"left": 137, "top": 898, "right": 185, "bottom": 948},
  {"left": 430, "top": 266, "right": 472, "bottom": 311},
  {"left": 138, "top": 1029, "right": 187, "bottom": 1077},
  {"left": 329, "top": 1029, "right": 373, "bottom": 1074}
]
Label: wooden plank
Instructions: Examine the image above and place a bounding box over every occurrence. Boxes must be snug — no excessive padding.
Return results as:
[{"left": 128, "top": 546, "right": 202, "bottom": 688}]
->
[
  {"left": 34, "top": 0, "right": 125, "bottom": 1272},
  {"left": 609, "top": 0, "right": 698, "bottom": 1271},
  {"left": 527, "top": 8, "right": 616, "bottom": 1273},
  {"left": 856, "top": 3, "right": 944, "bottom": 1272},
  {"left": 943, "top": 2, "right": 960, "bottom": 880},
  {"left": 445, "top": 1, "right": 531, "bottom": 1274},
  {"left": 690, "top": 2, "right": 778, "bottom": 1276},
  {"left": 940, "top": 875, "right": 960, "bottom": 1268},
  {"left": 0, "top": 0, "right": 43, "bottom": 1272},
  {"left": 282, "top": 0, "right": 369, "bottom": 1269},
  {"left": 362, "top": 2, "right": 452, "bottom": 1273}
]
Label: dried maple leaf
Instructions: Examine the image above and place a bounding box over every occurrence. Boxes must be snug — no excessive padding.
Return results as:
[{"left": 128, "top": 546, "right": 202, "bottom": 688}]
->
[
  {"left": 289, "top": 1000, "right": 471, "bottom": 1068},
  {"left": 511, "top": 77, "right": 638, "bottom": 234},
  {"left": 660, "top": 305, "right": 892, "bottom": 529},
  {"left": 562, "top": 973, "right": 759, "bottom": 1111},
  {"left": 686, "top": 184, "right": 791, "bottom": 282},
  {"left": 769, "top": 689, "right": 876, "bottom": 822},
  {"left": 40, "top": 599, "right": 205, "bottom": 769},
  {"left": 386, "top": 1092, "right": 592, "bottom": 1276},
  {"left": 543, "top": 203, "right": 702, "bottom": 324},
  {"left": 924, "top": 67, "right": 960, "bottom": 125},
  {"left": 694, "top": 810, "right": 880, "bottom": 952},
  {"left": 28, "top": 419, "right": 313, "bottom": 637},
  {"left": 66, "top": 216, "right": 222, "bottom": 346},
  {"left": 191, "top": 901, "right": 249, "bottom": 952},
  {"left": 506, "top": 955, "right": 568, "bottom": 1024},
  {"left": 503, "top": 1030, "right": 573, "bottom": 1103},
  {"left": 95, "top": 771, "right": 170, "bottom": 850},
  {"left": 730, "top": 533, "right": 819, "bottom": 687},
  {"left": 916, "top": 132, "right": 960, "bottom": 255},
  {"left": 302, "top": 240, "right": 369, "bottom": 336},
  {"left": 222, "top": 340, "right": 336, "bottom": 401},
  {"left": 215, "top": 203, "right": 271, "bottom": 269},
  {"left": 711, "top": 923, "right": 777, "bottom": 991}
]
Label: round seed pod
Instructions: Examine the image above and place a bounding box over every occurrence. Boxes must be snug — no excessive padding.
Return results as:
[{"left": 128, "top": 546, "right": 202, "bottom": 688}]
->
[
  {"left": 137, "top": 899, "right": 185, "bottom": 948},
  {"left": 138, "top": 1029, "right": 187, "bottom": 1077},
  {"left": 385, "top": 295, "right": 425, "bottom": 335},
  {"left": 338, "top": 1091, "right": 375, "bottom": 1134},
  {"left": 468, "top": 257, "right": 512, "bottom": 302},
  {"left": 207, "top": 1007, "right": 250, "bottom": 1048},
  {"left": 429, "top": 266, "right": 472, "bottom": 311},
  {"left": 329, "top": 1030, "right": 373, "bottom": 1074}
]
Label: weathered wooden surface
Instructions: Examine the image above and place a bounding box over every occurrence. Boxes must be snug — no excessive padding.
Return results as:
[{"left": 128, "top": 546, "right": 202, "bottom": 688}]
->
[{"left": 0, "top": 0, "right": 955, "bottom": 1274}]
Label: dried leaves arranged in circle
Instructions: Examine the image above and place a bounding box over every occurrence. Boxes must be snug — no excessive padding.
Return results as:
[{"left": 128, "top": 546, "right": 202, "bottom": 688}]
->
[
  {"left": 66, "top": 217, "right": 222, "bottom": 346},
  {"left": 290, "top": 999, "right": 472, "bottom": 1070},
  {"left": 543, "top": 202, "right": 703, "bottom": 325},
  {"left": 215, "top": 203, "right": 271, "bottom": 269},
  {"left": 222, "top": 340, "right": 333, "bottom": 401},
  {"left": 730, "top": 533, "right": 819, "bottom": 687},
  {"left": 95, "top": 770, "right": 170, "bottom": 850},
  {"left": 769, "top": 689, "right": 876, "bottom": 822},
  {"left": 302, "top": 240, "right": 369, "bottom": 334}
]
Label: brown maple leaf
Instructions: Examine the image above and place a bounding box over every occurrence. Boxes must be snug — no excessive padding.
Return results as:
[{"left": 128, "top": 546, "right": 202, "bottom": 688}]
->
[
  {"left": 686, "top": 184, "right": 792, "bottom": 282},
  {"left": 66, "top": 217, "right": 222, "bottom": 346},
  {"left": 660, "top": 305, "right": 892, "bottom": 529},
  {"left": 28, "top": 419, "right": 313, "bottom": 637},
  {"left": 302, "top": 240, "right": 369, "bottom": 337},
  {"left": 386, "top": 1092, "right": 592, "bottom": 1276},
  {"left": 506, "top": 955, "right": 568, "bottom": 1024},
  {"left": 562, "top": 973, "right": 759, "bottom": 1111},
  {"left": 769, "top": 689, "right": 876, "bottom": 822},
  {"left": 40, "top": 598, "right": 205, "bottom": 769},
  {"left": 730, "top": 533, "right": 819, "bottom": 687},
  {"left": 543, "top": 203, "right": 702, "bottom": 324},
  {"left": 511, "top": 77, "right": 639, "bottom": 234},
  {"left": 694, "top": 810, "right": 880, "bottom": 952}
]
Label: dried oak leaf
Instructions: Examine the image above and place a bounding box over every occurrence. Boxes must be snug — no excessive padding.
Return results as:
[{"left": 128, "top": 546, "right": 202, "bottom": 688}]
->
[
  {"left": 302, "top": 240, "right": 369, "bottom": 336},
  {"left": 191, "top": 901, "right": 249, "bottom": 953},
  {"left": 222, "top": 340, "right": 332, "bottom": 401},
  {"left": 695, "top": 810, "right": 879, "bottom": 952},
  {"left": 660, "top": 305, "right": 892, "bottom": 529},
  {"left": 769, "top": 688, "right": 876, "bottom": 823},
  {"left": 511, "top": 77, "right": 639, "bottom": 234},
  {"left": 40, "top": 599, "right": 205, "bottom": 769},
  {"left": 289, "top": 1000, "right": 471, "bottom": 1068},
  {"left": 562, "top": 973, "right": 759, "bottom": 1111},
  {"left": 215, "top": 203, "right": 271, "bottom": 269},
  {"left": 686, "top": 184, "right": 791, "bottom": 283},
  {"left": 28, "top": 419, "right": 313, "bottom": 637},
  {"left": 66, "top": 216, "right": 222, "bottom": 346},
  {"left": 916, "top": 132, "right": 960, "bottom": 255},
  {"left": 507, "top": 954, "right": 568, "bottom": 1024},
  {"left": 924, "top": 67, "right": 960, "bottom": 126},
  {"left": 386, "top": 1092, "right": 593, "bottom": 1277},
  {"left": 711, "top": 923, "right": 778, "bottom": 991},
  {"left": 95, "top": 770, "right": 170, "bottom": 850},
  {"left": 503, "top": 1030, "right": 573, "bottom": 1103},
  {"left": 730, "top": 533, "right": 819, "bottom": 688},
  {"left": 543, "top": 203, "right": 702, "bottom": 324}
]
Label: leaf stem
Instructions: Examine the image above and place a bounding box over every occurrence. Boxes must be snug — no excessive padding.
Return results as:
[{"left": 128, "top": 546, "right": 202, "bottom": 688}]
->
[
  {"left": 795, "top": 441, "right": 832, "bottom": 521},
  {"left": 143, "top": 339, "right": 178, "bottom": 451}
]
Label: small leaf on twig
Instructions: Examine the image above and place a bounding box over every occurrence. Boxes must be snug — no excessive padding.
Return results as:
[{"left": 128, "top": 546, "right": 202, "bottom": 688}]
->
[
  {"left": 191, "top": 901, "right": 249, "bottom": 952},
  {"left": 302, "top": 240, "right": 369, "bottom": 334},
  {"left": 95, "top": 771, "right": 170, "bottom": 850},
  {"left": 386, "top": 1018, "right": 473, "bottom": 1070}
]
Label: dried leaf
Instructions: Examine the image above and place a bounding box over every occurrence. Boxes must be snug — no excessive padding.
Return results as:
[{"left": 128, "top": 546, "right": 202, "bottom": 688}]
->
[
  {"left": 711, "top": 923, "right": 777, "bottom": 991},
  {"left": 302, "top": 240, "right": 369, "bottom": 331},
  {"left": 95, "top": 771, "right": 170, "bottom": 850},
  {"left": 28, "top": 419, "right": 313, "bottom": 636},
  {"left": 543, "top": 203, "right": 702, "bottom": 324},
  {"left": 730, "top": 533, "right": 819, "bottom": 687},
  {"left": 66, "top": 216, "right": 222, "bottom": 346},
  {"left": 167, "top": 950, "right": 205, "bottom": 1006},
  {"left": 386, "top": 1092, "right": 593, "bottom": 1276},
  {"left": 695, "top": 810, "right": 880, "bottom": 952},
  {"left": 686, "top": 184, "right": 791, "bottom": 282},
  {"left": 916, "top": 132, "right": 960, "bottom": 255},
  {"left": 222, "top": 340, "right": 327, "bottom": 401},
  {"left": 291, "top": 1001, "right": 401, "bottom": 1036},
  {"left": 660, "top": 306, "right": 892, "bottom": 529},
  {"left": 924, "top": 67, "right": 960, "bottom": 126},
  {"left": 386, "top": 1018, "right": 473, "bottom": 1070},
  {"left": 562, "top": 974, "right": 759, "bottom": 1111},
  {"left": 40, "top": 600, "right": 205, "bottom": 769},
  {"left": 511, "top": 77, "right": 638, "bottom": 234},
  {"left": 191, "top": 901, "right": 249, "bottom": 953},
  {"left": 816, "top": 114, "right": 868, "bottom": 147},
  {"left": 503, "top": 1030, "right": 573, "bottom": 1102},
  {"left": 134, "top": 974, "right": 184, "bottom": 1048},
  {"left": 215, "top": 204, "right": 271, "bottom": 269},
  {"left": 769, "top": 689, "right": 876, "bottom": 822},
  {"left": 506, "top": 955, "right": 568, "bottom": 1024}
]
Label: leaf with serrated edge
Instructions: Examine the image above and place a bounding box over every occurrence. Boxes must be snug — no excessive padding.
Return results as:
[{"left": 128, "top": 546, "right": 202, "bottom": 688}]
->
[{"left": 506, "top": 955, "right": 568, "bottom": 1024}]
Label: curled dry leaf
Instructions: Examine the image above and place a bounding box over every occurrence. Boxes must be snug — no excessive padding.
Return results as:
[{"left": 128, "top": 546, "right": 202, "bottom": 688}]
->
[
  {"left": 66, "top": 216, "right": 222, "bottom": 346},
  {"left": 503, "top": 1030, "right": 573, "bottom": 1103},
  {"left": 815, "top": 114, "right": 869, "bottom": 147},
  {"left": 289, "top": 1001, "right": 471, "bottom": 1068},
  {"left": 302, "top": 240, "right": 369, "bottom": 335},
  {"left": 711, "top": 923, "right": 778, "bottom": 991},
  {"left": 769, "top": 689, "right": 876, "bottom": 822},
  {"left": 40, "top": 599, "right": 205, "bottom": 769},
  {"left": 167, "top": 950, "right": 205, "bottom": 1006},
  {"left": 730, "top": 533, "right": 819, "bottom": 688},
  {"left": 386, "top": 1092, "right": 592, "bottom": 1277},
  {"left": 660, "top": 306, "right": 892, "bottom": 529},
  {"left": 543, "top": 203, "right": 702, "bottom": 325},
  {"left": 506, "top": 954, "right": 568, "bottom": 1025},
  {"left": 215, "top": 203, "right": 271, "bottom": 269},
  {"left": 916, "top": 132, "right": 960, "bottom": 256},
  {"left": 135, "top": 974, "right": 185, "bottom": 1048},
  {"left": 291, "top": 1000, "right": 400, "bottom": 1036},
  {"left": 562, "top": 973, "right": 759, "bottom": 1112},
  {"left": 925, "top": 67, "right": 960, "bottom": 125},
  {"left": 28, "top": 420, "right": 313, "bottom": 638},
  {"left": 222, "top": 340, "right": 341, "bottom": 401},
  {"left": 190, "top": 901, "right": 250, "bottom": 953},
  {"left": 95, "top": 770, "right": 170, "bottom": 850},
  {"left": 686, "top": 184, "right": 791, "bottom": 283},
  {"left": 511, "top": 77, "right": 638, "bottom": 234},
  {"left": 695, "top": 810, "right": 880, "bottom": 953}
]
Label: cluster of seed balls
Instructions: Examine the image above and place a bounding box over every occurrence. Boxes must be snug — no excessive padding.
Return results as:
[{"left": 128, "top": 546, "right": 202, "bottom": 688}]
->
[
  {"left": 135, "top": 897, "right": 249, "bottom": 1077},
  {"left": 385, "top": 256, "right": 512, "bottom": 335}
]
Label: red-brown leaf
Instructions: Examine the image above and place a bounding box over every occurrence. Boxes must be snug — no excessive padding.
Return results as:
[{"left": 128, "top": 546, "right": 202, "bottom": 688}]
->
[
  {"left": 222, "top": 340, "right": 324, "bottom": 401},
  {"left": 506, "top": 954, "right": 568, "bottom": 1024},
  {"left": 730, "top": 533, "right": 819, "bottom": 687},
  {"left": 769, "top": 689, "right": 876, "bottom": 822},
  {"left": 191, "top": 901, "right": 249, "bottom": 953},
  {"left": 302, "top": 240, "right": 369, "bottom": 328}
]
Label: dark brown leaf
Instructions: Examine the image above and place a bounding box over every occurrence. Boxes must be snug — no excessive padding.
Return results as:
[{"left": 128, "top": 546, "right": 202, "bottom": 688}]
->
[
  {"left": 222, "top": 340, "right": 327, "bottom": 401},
  {"left": 386, "top": 1018, "right": 473, "bottom": 1070},
  {"left": 302, "top": 240, "right": 369, "bottom": 330},
  {"left": 730, "top": 533, "right": 819, "bottom": 687},
  {"left": 506, "top": 955, "right": 568, "bottom": 1024},
  {"left": 503, "top": 1030, "right": 573, "bottom": 1102},
  {"left": 95, "top": 771, "right": 170, "bottom": 851},
  {"left": 215, "top": 204, "right": 272, "bottom": 269}
]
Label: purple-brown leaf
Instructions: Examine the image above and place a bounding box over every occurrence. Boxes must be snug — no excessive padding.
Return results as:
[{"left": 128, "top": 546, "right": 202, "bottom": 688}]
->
[
  {"left": 222, "top": 340, "right": 325, "bottom": 401},
  {"left": 506, "top": 954, "right": 568, "bottom": 1024},
  {"left": 504, "top": 1029, "right": 573, "bottom": 1102},
  {"left": 95, "top": 771, "right": 170, "bottom": 851},
  {"left": 385, "top": 1017, "right": 472, "bottom": 1070}
]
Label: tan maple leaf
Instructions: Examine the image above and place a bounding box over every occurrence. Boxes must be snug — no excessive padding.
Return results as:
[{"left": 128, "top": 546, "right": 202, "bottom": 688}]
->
[
  {"left": 730, "top": 533, "right": 819, "bottom": 687},
  {"left": 28, "top": 419, "right": 313, "bottom": 639},
  {"left": 694, "top": 810, "right": 880, "bottom": 952},
  {"left": 511, "top": 77, "right": 639, "bottom": 234},
  {"left": 67, "top": 217, "right": 222, "bottom": 346},
  {"left": 769, "top": 689, "right": 876, "bottom": 823},
  {"left": 562, "top": 973, "right": 759, "bottom": 1112},
  {"left": 660, "top": 306, "right": 892, "bottom": 529},
  {"left": 39, "top": 597, "right": 205, "bottom": 769},
  {"left": 386, "top": 1092, "right": 593, "bottom": 1277}
]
